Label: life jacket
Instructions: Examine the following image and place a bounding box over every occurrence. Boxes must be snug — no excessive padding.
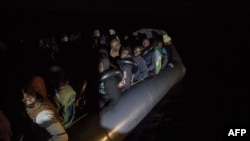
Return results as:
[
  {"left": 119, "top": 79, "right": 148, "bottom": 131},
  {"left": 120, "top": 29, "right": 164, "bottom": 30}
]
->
[{"left": 26, "top": 101, "right": 58, "bottom": 127}]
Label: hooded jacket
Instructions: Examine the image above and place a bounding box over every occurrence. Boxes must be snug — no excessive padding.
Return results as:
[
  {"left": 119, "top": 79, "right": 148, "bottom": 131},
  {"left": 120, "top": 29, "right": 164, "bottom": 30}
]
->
[
  {"left": 99, "top": 58, "right": 121, "bottom": 113},
  {"left": 132, "top": 55, "right": 148, "bottom": 81}
]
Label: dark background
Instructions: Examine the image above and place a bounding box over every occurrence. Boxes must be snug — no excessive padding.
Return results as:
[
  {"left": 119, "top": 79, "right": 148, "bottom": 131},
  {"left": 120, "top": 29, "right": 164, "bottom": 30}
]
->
[{"left": 1, "top": 0, "right": 250, "bottom": 140}]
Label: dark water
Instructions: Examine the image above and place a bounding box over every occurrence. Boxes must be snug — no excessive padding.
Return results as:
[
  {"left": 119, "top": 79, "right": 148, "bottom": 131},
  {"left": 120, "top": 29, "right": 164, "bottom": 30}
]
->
[{"left": 1, "top": 2, "right": 250, "bottom": 140}]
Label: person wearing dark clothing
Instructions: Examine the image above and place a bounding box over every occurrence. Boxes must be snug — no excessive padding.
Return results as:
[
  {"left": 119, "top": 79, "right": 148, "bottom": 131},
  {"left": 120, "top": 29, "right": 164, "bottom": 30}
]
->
[
  {"left": 22, "top": 85, "right": 68, "bottom": 141},
  {"left": 141, "top": 38, "right": 154, "bottom": 68},
  {"left": 158, "top": 40, "right": 169, "bottom": 70},
  {"left": 48, "top": 66, "right": 76, "bottom": 129},
  {"left": 98, "top": 58, "right": 122, "bottom": 114},
  {"left": 117, "top": 47, "right": 134, "bottom": 91},
  {"left": 141, "top": 39, "right": 162, "bottom": 75},
  {"left": 108, "top": 39, "right": 121, "bottom": 69},
  {"left": 36, "top": 38, "right": 54, "bottom": 68},
  {"left": 132, "top": 45, "right": 148, "bottom": 81},
  {"left": 163, "top": 33, "right": 174, "bottom": 67}
]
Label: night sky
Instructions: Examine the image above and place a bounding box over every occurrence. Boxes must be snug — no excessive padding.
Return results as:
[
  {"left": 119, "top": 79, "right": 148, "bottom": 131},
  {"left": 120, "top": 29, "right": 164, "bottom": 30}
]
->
[{"left": 1, "top": 0, "right": 250, "bottom": 140}]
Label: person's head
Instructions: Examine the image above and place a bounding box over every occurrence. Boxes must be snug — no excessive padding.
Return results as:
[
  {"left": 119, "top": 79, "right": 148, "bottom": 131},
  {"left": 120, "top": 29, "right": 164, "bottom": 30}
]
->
[
  {"left": 98, "top": 58, "right": 110, "bottom": 73},
  {"left": 142, "top": 38, "right": 150, "bottom": 48},
  {"left": 133, "top": 45, "right": 143, "bottom": 57},
  {"left": 110, "top": 39, "right": 121, "bottom": 52},
  {"left": 93, "top": 30, "right": 100, "bottom": 38},
  {"left": 49, "top": 66, "right": 66, "bottom": 89},
  {"left": 61, "top": 34, "right": 69, "bottom": 43},
  {"left": 163, "top": 33, "right": 172, "bottom": 45},
  {"left": 152, "top": 40, "right": 160, "bottom": 48},
  {"left": 22, "top": 86, "right": 43, "bottom": 107},
  {"left": 151, "top": 31, "right": 160, "bottom": 39},
  {"left": 98, "top": 48, "right": 109, "bottom": 59},
  {"left": 158, "top": 40, "right": 164, "bottom": 48},
  {"left": 120, "top": 47, "right": 132, "bottom": 59},
  {"left": 109, "top": 29, "right": 116, "bottom": 36},
  {"left": 38, "top": 38, "right": 44, "bottom": 48}
]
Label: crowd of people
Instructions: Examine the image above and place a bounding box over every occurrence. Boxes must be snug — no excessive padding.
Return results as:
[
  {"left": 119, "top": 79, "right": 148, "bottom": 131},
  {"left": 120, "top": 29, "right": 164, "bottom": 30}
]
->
[{"left": 0, "top": 28, "right": 175, "bottom": 141}]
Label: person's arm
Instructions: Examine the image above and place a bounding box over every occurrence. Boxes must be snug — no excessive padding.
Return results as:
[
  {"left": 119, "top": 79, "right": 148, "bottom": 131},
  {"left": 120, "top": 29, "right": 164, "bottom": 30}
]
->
[
  {"left": 53, "top": 96, "right": 61, "bottom": 114},
  {"left": 46, "top": 122, "right": 68, "bottom": 141},
  {"left": 36, "top": 110, "right": 68, "bottom": 141},
  {"left": 139, "top": 57, "right": 149, "bottom": 80},
  {"left": 148, "top": 51, "right": 156, "bottom": 72},
  {"left": 123, "top": 65, "right": 132, "bottom": 90}
]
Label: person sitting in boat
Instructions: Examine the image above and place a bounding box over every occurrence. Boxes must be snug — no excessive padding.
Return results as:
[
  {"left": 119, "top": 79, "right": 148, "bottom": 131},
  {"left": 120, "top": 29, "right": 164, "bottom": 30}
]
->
[
  {"left": 148, "top": 40, "right": 163, "bottom": 75},
  {"left": 109, "top": 38, "right": 122, "bottom": 69},
  {"left": 91, "top": 30, "right": 109, "bottom": 50},
  {"left": 162, "top": 32, "right": 174, "bottom": 68},
  {"left": 141, "top": 37, "right": 154, "bottom": 68},
  {"left": 132, "top": 45, "right": 148, "bottom": 82},
  {"left": 108, "top": 29, "right": 120, "bottom": 42},
  {"left": 48, "top": 66, "right": 76, "bottom": 129},
  {"left": 141, "top": 38, "right": 162, "bottom": 75},
  {"left": 22, "top": 85, "right": 68, "bottom": 141},
  {"left": 156, "top": 38, "right": 169, "bottom": 70},
  {"left": 24, "top": 75, "right": 49, "bottom": 101},
  {"left": 116, "top": 46, "right": 136, "bottom": 91},
  {"left": 98, "top": 58, "right": 122, "bottom": 114},
  {"left": 98, "top": 48, "right": 109, "bottom": 59}
]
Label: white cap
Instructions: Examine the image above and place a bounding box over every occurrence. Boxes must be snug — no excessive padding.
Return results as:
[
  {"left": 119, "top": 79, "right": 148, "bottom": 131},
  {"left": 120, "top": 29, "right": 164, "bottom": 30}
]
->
[
  {"left": 93, "top": 30, "right": 100, "bottom": 37},
  {"left": 62, "top": 35, "right": 69, "bottom": 42},
  {"left": 163, "top": 33, "right": 171, "bottom": 43},
  {"left": 109, "top": 29, "right": 116, "bottom": 35}
]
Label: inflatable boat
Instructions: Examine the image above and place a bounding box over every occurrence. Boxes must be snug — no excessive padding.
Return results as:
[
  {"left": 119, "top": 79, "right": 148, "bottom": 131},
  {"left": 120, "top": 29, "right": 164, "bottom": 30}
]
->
[{"left": 66, "top": 44, "right": 186, "bottom": 141}]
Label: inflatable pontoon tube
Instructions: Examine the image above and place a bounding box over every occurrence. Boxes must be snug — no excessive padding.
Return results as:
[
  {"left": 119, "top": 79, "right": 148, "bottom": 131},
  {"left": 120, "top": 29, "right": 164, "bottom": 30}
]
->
[{"left": 68, "top": 45, "right": 186, "bottom": 141}]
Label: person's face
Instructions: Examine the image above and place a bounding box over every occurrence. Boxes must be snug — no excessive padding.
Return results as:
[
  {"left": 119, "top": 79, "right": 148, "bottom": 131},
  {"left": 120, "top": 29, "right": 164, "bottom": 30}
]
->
[
  {"left": 23, "top": 93, "right": 36, "bottom": 106},
  {"left": 142, "top": 39, "right": 150, "bottom": 48},
  {"left": 133, "top": 47, "right": 142, "bottom": 57},
  {"left": 121, "top": 50, "right": 129, "bottom": 59},
  {"left": 110, "top": 41, "right": 121, "bottom": 52},
  {"left": 158, "top": 41, "right": 163, "bottom": 48},
  {"left": 62, "top": 36, "right": 69, "bottom": 42},
  {"left": 98, "top": 62, "right": 104, "bottom": 73},
  {"left": 38, "top": 39, "right": 44, "bottom": 47}
]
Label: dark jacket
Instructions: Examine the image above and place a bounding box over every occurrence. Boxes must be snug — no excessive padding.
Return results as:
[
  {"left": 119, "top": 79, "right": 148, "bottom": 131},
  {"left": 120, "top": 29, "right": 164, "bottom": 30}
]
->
[
  {"left": 99, "top": 59, "right": 122, "bottom": 113},
  {"left": 141, "top": 47, "right": 154, "bottom": 67},
  {"left": 132, "top": 55, "right": 148, "bottom": 81}
]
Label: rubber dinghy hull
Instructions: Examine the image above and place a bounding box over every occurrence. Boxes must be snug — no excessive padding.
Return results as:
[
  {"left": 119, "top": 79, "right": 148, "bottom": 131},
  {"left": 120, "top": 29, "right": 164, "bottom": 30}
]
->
[{"left": 67, "top": 45, "right": 186, "bottom": 141}]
